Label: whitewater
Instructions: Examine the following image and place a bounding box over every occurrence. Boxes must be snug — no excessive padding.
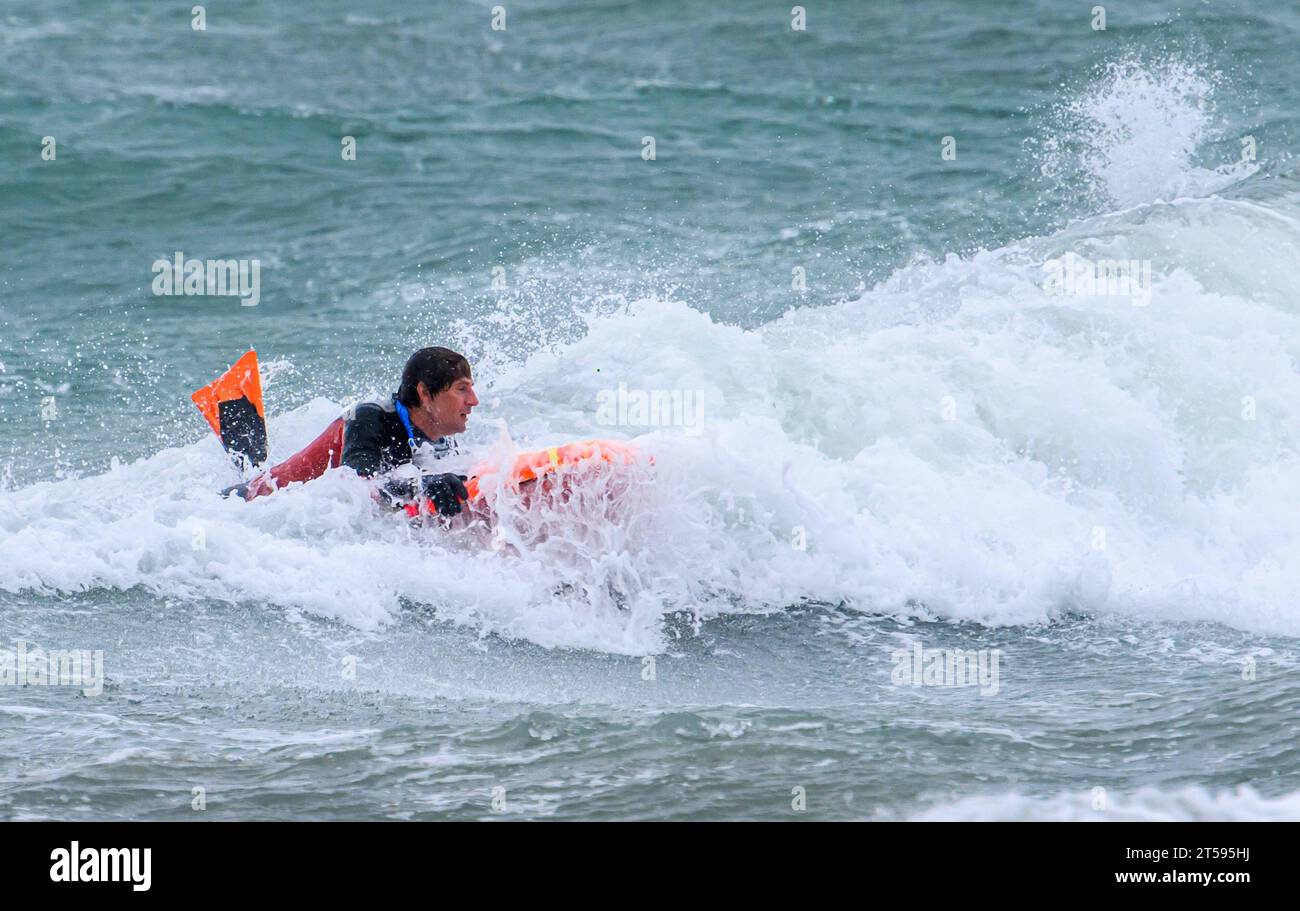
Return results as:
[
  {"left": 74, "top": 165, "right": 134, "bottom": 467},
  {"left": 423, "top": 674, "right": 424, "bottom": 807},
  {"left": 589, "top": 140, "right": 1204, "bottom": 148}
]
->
[{"left": 1, "top": 3, "right": 1298, "bottom": 820}]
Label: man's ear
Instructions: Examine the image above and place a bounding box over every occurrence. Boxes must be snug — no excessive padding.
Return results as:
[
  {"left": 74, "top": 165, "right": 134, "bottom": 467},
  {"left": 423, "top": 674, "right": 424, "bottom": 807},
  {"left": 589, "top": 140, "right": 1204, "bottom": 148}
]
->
[{"left": 415, "top": 381, "right": 430, "bottom": 408}]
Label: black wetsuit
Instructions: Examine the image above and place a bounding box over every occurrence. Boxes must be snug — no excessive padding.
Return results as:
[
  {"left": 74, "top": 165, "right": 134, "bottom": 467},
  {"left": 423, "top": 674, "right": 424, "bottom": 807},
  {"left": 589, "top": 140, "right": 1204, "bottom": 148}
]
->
[{"left": 341, "top": 394, "right": 456, "bottom": 506}]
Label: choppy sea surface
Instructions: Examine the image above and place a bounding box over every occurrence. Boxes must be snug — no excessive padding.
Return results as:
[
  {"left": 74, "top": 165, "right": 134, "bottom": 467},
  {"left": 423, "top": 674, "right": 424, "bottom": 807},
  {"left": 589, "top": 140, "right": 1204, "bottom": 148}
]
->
[{"left": 2, "top": 0, "right": 1299, "bottom": 820}]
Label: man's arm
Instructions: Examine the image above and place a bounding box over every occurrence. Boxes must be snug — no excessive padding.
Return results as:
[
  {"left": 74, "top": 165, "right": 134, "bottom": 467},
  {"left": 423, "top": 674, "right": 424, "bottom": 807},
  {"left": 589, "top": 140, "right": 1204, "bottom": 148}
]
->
[
  {"left": 341, "top": 403, "right": 466, "bottom": 513},
  {"left": 340, "top": 403, "right": 390, "bottom": 478},
  {"left": 375, "top": 474, "right": 467, "bottom": 513}
]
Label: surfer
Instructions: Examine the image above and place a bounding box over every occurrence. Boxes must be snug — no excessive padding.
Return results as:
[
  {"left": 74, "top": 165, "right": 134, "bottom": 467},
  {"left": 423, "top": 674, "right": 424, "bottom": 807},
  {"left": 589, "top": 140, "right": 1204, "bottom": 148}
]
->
[{"left": 198, "top": 347, "right": 478, "bottom": 514}]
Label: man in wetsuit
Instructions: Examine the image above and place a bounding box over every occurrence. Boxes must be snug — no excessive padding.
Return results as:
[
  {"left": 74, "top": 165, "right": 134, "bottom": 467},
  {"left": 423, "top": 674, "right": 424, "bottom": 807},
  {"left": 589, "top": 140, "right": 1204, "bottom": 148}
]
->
[
  {"left": 341, "top": 346, "right": 479, "bottom": 513},
  {"left": 224, "top": 346, "right": 479, "bottom": 515}
]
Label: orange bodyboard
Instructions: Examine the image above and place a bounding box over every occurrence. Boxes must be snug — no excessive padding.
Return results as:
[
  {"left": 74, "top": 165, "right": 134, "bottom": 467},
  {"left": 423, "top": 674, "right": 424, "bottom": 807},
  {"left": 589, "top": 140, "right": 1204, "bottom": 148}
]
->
[
  {"left": 404, "top": 440, "right": 642, "bottom": 517},
  {"left": 464, "top": 439, "right": 640, "bottom": 500}
]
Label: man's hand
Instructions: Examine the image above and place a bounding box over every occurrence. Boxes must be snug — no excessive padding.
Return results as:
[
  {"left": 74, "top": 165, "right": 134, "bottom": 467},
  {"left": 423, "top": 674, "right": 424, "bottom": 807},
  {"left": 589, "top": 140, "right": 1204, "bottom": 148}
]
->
[{"left": 420, "top": 473, "right": 469, "bottom": 515}]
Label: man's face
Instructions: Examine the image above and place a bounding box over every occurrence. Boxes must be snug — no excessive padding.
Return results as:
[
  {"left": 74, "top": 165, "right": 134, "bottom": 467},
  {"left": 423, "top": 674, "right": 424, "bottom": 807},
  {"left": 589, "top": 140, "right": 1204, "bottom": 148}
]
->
[{"left": 420, "top": 376, "right": 478, "bottom": 436}]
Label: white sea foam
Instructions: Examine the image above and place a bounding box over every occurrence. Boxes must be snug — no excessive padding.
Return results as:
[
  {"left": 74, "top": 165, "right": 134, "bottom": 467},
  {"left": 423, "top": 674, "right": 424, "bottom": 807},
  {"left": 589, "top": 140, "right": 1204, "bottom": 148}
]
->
[
  {"left": 907, "top": 784, "right": 1300, "bottom": 821},
  {"left": 1035, "top": 55, "right": 1259, "bottom": 212},
  {"left": 2, "top": 59, "right": 1295, "bottom": 653}
]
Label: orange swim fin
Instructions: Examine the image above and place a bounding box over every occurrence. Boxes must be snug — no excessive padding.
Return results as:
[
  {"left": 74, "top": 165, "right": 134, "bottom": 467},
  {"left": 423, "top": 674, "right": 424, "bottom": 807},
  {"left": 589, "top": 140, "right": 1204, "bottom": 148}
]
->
[{"left": 192, "top": 350, "right": 268, "bottom": 470}]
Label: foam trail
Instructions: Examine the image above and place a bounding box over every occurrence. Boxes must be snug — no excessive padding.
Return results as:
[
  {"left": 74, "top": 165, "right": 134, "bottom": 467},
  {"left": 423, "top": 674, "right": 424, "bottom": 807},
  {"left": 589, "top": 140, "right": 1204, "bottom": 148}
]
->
[{"left": 907, "top": 785, "right": 1300, "bottom": 821}]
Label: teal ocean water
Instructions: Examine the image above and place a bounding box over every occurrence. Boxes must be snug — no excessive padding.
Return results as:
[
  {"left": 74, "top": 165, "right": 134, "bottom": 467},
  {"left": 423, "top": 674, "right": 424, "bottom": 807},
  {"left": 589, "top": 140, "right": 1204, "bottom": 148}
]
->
[{"left": 2, "top": 1, "right": 1300, "bottom": 819}]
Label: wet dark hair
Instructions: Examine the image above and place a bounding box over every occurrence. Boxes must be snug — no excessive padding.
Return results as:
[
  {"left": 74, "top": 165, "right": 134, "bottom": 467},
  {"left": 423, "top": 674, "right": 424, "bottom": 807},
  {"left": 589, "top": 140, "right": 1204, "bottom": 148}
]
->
[{"left": 397, "top": 347, "right": 472, "bottom": 407}]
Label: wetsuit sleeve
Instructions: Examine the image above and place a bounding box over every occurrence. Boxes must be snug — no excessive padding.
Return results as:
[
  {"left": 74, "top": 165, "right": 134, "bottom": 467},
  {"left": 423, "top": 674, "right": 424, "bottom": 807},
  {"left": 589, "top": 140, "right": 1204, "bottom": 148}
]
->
[
  {"left": 341, "top": 404, "right": 420, "bottom": 507},
  {"left": 340, "top": 404, "right": 388, "bottom": 478},
  {"left": 340, "top": 402, "right": 442, "bottom": 509}
]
